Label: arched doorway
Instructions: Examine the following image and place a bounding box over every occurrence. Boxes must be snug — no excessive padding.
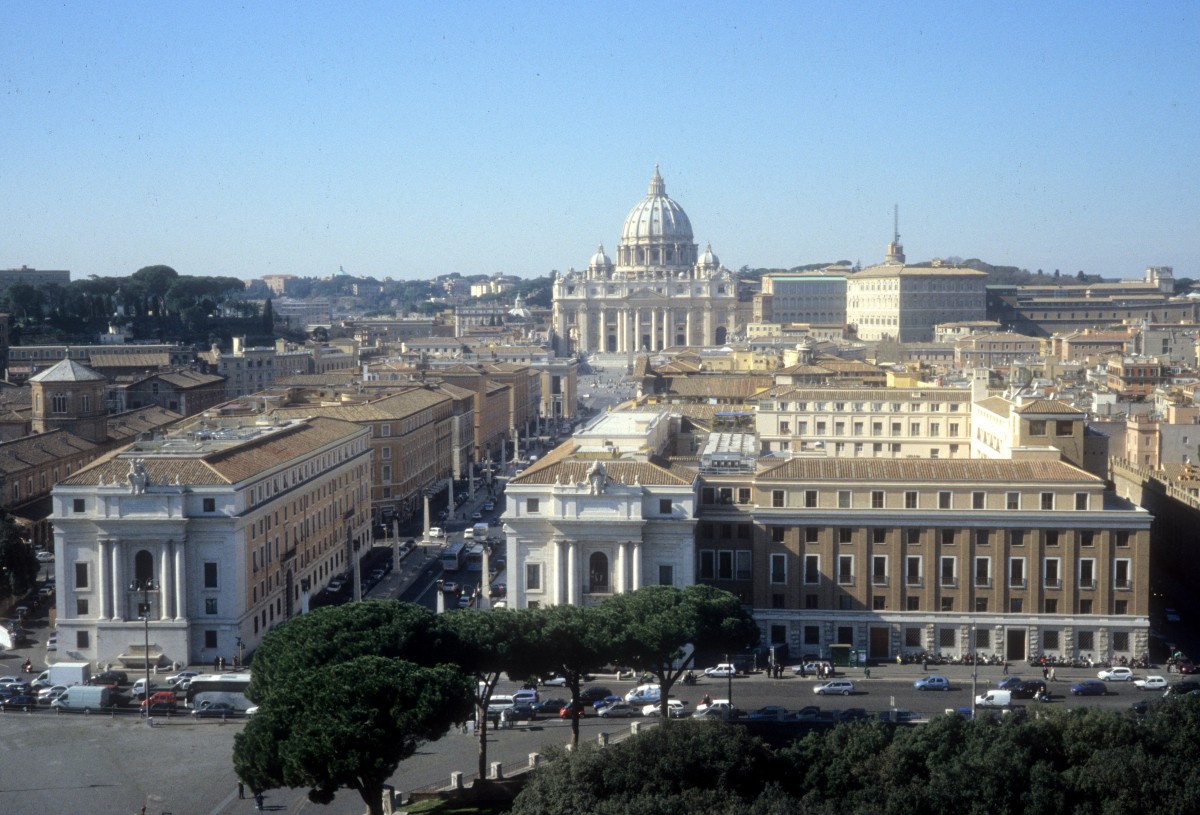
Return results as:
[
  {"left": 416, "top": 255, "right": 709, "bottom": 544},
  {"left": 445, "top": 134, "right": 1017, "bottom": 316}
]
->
[{"left": 589, "top": 552, "right": 610, "bottom": 594}]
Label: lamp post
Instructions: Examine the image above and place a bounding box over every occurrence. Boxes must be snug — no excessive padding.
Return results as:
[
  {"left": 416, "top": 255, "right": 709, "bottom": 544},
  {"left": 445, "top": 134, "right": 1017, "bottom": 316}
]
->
[
  {"left": 130, "top": 577, "right": 158, "bottom": 723},
  {"left": 236, "top": 637, "right": 245, "bottom": 670},
  {"left": 970, "top": 621, "right": 978, "bottom": 719},
  {"left": 725, "top": 653, "right": 733, "bottom": 712}
]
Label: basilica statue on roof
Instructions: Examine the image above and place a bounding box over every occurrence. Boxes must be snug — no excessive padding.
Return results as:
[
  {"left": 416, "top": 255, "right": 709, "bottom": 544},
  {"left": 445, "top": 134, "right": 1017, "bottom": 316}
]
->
[{"left": 551, "top": 167, "right": 738, "bottom": 358}]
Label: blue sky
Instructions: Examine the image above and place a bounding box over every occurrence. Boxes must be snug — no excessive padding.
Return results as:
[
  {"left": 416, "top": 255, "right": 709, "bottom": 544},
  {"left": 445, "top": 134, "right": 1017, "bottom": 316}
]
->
[{"left": 3, "top": 2, "right": 1197, "bottom": 281}]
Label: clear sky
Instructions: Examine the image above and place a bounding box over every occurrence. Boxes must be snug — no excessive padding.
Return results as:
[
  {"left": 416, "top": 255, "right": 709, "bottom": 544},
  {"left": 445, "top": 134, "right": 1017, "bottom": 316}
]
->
[{"left": 3, "top": 2, "right": 1198, "bottom": 282}]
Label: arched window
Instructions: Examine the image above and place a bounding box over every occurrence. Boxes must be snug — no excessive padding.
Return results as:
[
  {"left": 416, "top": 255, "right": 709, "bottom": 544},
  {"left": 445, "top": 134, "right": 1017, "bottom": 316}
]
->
[
  {"left": 589, "top": 552, "right": 610, "bottom": 593},
  {"left": 134, "top": 550, "right": 154, "bottom": 585}
]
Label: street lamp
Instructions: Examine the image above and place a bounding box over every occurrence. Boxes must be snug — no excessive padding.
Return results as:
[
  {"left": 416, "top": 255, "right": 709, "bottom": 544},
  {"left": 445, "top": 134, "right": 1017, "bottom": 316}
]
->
[
  {"left": 236, "top": 637, "right": 245, "bottom": 670},
  {"left": 970, "top": 621, "right": 978, "bottom": 719},
  {"left": 129, "top": 577, "right": 158, "bottom": 723}
]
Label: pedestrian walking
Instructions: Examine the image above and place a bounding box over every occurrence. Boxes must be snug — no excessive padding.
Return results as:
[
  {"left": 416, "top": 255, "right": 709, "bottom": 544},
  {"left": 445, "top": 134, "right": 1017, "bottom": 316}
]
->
[
  {"left": 238, "top": 781, "right": 245, "bottom": 799},
  {"left": 254, "top": 792, "right": 265, "bottom": 811},
  {"left": 1003, "top": 661, "right": 1009, "bottom": 675},
  {"left": 1042, "top": 666, "right": 1049, "bottom": 681},
  {"left": 1049, "top": 666, "right": 1056, "bottom": 682}
]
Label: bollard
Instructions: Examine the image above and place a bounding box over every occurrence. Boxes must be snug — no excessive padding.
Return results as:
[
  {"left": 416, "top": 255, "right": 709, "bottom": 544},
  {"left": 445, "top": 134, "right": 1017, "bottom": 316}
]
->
[
  {"left": 529, "top": 752, "right": 541, "bottom": 769},
  {"left": 631, "top": 721, "right": 643, "bottom": 735},
  {"left": 450, "top": 771, "right": 464, "bottom": 790},
  {"left": 490, "top": 761, "right": 503, "bottom": 780},
  {"left": 598, "top": 732, "right": 609, "bottom": 748}
]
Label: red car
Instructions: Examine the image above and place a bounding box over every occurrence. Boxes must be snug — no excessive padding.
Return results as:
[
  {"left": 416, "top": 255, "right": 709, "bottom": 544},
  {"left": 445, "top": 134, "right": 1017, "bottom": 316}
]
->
[{"left": 559, "top": 701, "right": 589, "bottom": 719}]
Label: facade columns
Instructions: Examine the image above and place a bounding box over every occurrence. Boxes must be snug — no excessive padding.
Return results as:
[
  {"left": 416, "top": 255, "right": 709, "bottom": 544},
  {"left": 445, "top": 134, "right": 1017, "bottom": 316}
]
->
[
  {"left": 97, "top": 539, "right": 111, "bottom": 620},
  {"left": 567, "top": 540, "right": 578, "bottom": 605},
  {"left": 553, "top": 538, "right": 564, "bottom": 605},
  {"left": 174, "top": 541, "right": 187, "bottom": 620},
  {"left": 111, "top": 544, "right": 124, "bottom": 621},
  {"left": 631, "top": 541, "right": 642, "bottom": 590},
  {"left": 703, "top": 308, "right": 713, "bottom": 346},
  {"left": 650, "top": 310, "right": 659, "bottom": 350},
  {"left": 685, "top": 311, "right": 693, "bottom": 347},
  {"left": 579, "top": 309, "right": 590, "bottom": 354},
  {"left": 617, "top": 541, "right": 627, "bottom": 593},
  {"left": 634, "top": 310, "right": 642, "bottom": 350},
  {"left": 160, "top": 545, "right": 173, "bottom": 620}
]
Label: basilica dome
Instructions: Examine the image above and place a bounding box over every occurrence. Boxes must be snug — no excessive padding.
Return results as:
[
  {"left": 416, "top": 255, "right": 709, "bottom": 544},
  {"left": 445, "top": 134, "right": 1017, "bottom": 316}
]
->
[{"left": 620, "top": 166, "right": 694, "bottom": 245}]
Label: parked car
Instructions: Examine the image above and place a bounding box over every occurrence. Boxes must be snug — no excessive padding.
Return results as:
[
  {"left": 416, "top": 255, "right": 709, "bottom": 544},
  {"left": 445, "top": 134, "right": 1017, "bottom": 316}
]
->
[
  {"left": 1098, "top": 667, "right": 1135, "bottom": 682},
  {"left": 483, "top": 502, "right": 495, "bottom": 511},
  {"left": 792, "top": 661, "right": 832, "bottom": 676},
  {"left": 165, "top": 671, "right": 198, "bottom": 687},
  {"left": 558, "top": 701, "right": 589, "bottom": 719},
  {"left": 746, "top": 705, "right": 791, "bottom": 720},
  {"left": 642, "top": 699, "right": 688, "bottom": 718},
  {"left": 704, "top": 663, "right": 738, "bottom": 678},
  {"left": 1134, "top": 675, "right": 1169, "bottom": 691},
  {"left": 814, "top": 680, "right": 856, "bottom": 696},
  {"left": 441, "top": 581, "right": 459, "bottom": 594},
  {"left": 1164, "top": 680, "right": 1200, "bottom": 697},
  {"left": 141, "top": 691, "right": 179, "bottom": 714},
  {"left": 541, "top": 675, "right": 568, "bottom": 687},
  {"left": 1011, "top": 680, "right": 1048, "bottom": 699},
  {"left": 45, "top": 634, "right": 57, "bottom": 652},
  {"left": 1071, "top": 679, "right": 1108, "bottom": 697},
  {"left": 1, "top": 693, "right": 37, "bottom": 711},
  {"left": 37, "top": 684, "right": 69, "bottom": 702},
  {"left": 597, "top": 701, "right": 639, "bottom": 718},
  {"left": 913, "top": 675, "right": 952, "bottom": 691},
  {"left": 996, "top": 676, "right": 1024, "bottom": 691},
  {"left": 91, "top": 670, "right": 129, "bottom": 686},
  {"left": 837, "top": 708, "right": 871, "bottom": 723},
  {"left": 35, "top": 551, "right": 54, "bottom": 563},
  {"left": 472, "top": 512, "right": 483, "bottom": 521},
  {"left": 324, "top": 579, "right": 345, "bottom": 594},
  {"left": 193, "top": 701, "right": 242, "bottom": 718},
  {"left": 531, "top": 697, "right": 567, "bottom": 715},
  {"left": 579, "top": 686, "right": 615, "bottom": 704}
]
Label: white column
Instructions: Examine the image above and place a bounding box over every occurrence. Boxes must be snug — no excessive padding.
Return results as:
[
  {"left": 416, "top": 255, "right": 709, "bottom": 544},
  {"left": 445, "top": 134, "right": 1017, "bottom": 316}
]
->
[
  {"left": 634, "top": 310, "right": 642, "bottom": 351},
  {"left": 160, "top": 545, "right": 172, "bottom": 620},
  {"left": 553, "top": 539, "right": 565, "bottom": 606},
  {"left": 111, "top": 544, "right": 124, "bottom": 621},
  {"left": 580, "top": 309, "right": 590, "bottom": 354},
  {"left": 685, "top": 311, "right": 693, "bottom": 346},
  {"left": 97, "top": 540, "right": 110, "bottom": 620},
  {"left": 703, "top": 309, "right": 713, "bottom": 346},
  {"left": 650, "top": 310, "right": 659, "bottom": 350},
  {"left": 617, "top": 541, "right": 627, "bottom": 593},
  {"left": 174, "top": 542, "right": 187, "bottom": 621},
  {"left": 632, "top": 541, "right": 642, "bottom": 590},
  {"left": 567, "top": 541, "right": 578, "bottom": 605}
]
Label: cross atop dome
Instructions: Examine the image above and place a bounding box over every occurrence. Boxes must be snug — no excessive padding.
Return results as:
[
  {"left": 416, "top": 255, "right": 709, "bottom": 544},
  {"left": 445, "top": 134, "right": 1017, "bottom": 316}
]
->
[{"left": 648, "top": 164, "right": 665, "bottom": 196}]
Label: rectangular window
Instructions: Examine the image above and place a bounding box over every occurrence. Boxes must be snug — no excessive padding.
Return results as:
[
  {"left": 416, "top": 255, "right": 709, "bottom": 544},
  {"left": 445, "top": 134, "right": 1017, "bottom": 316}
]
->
[
  {"left": 1040, "top": 492, "right": 1054, "bottom": 510},
  {"left": 975, "top": 597, "right": 989, "bottom": 612},
  {"left": 1079, "top": 558, "right": 1095, "bottom": 589},
  {"left": 804, "top": 490, "right": 818, "bottom": 508},
  {"left": 526, "top": 498, "right": 539, "bottom": 513},
  {"left": 1007, "top": 492, "right": 1020, "bottom": 510},
  {"left": 940, "top": 556, "right": 956, "bottom": 586},
  {"left": 907, "top": 597, "right": 921, "bottom": 611},
  {"left": 770, "top": 527, "right": 785, "bottom": 543},
  {"left": 1113, "top": 631, "right": 1129, "bottom": 650},
  {"left": 737, "top": 488, "right": 751, "bottom": 505},
  {"left": 203, "top": 562, "right": 218, "bottom": 589},
  {"left": 1056, "top": 420, "right": 1073, "bottom": 437},
  {"left": 74, "top": 562, "right": 89, "bottom": 589},
  {"left": 838, "top": 490, "right": 851, "bottom": 508},
  {"left": 772, "top": 490, "right": 785, "bottom": 508},
  {"left": 972, "top": 492, "right": 985, "bottom": 509},
  {"left": 1075, "top": 492, "right": 1088, "bottom": 510},
  {"left": 1115, "top": 531, "right": 1130, "bottom": 548},
  {"left": 1044, "top": 599, "right": 1058, "bottom": 614},
  {"left": 939, "top": 628, "right": 956, "bottom": 648},
  {"left": 658, "top": 565, "right": 674, "bottom": 586},
  {"left": 205, "top": 598, "right": 218, "bottom": 615},
  {"left": 699, "top": 551, "right": 715, "bottom": 580},
  {"left": 872, "top": 555, "right": 887, "bottom": 585},
  {"left": 838, "top": 527, "right": 853, "bottom": 544},
  {"left": 73, "top": 498, "right": 85, "bottom": 513},
  {"left": 1045, "top": 530, "right": 1060, "bottom": 547},
  {"left": 1029, "top": 419, "right": 1047, "bottom": 436},
  {"left": 974, "top": 557, "right": 990, "bottom": 587},
  {"left": 735, "top": 551, "right": 752, "bottom": 581},
  {"left": 205, "top": 630, "right": 218, "bottom": 649},
  {"left": 203, "top": 497, "right": 216, "bottom": 513},
  {"left": 804, "top": 555, "right": 820, "bottom": 584},
  {"left": 837, "top": 555, "right": 854, "bottom": 585},
  {"left": 1009, "top": 598, "right": 1023, "bottom": 613},
  {"left": 526, "top": 563, "right": 542, "bottom": 591},
  {"left": 1078, "top": 631, "right": 1095, "bottom": 651},
  {"left": 804, "top": 625, "right": 821, "bottom": 645},
  {"left": 871, "top": 491, "right": 884, "bottom": 509},
  {"left": 718, "top": 551, "right": 734, "bottom": 580},
  {"left": 1011, "top": 530, "right": 1025, "bottom": 547},
  {"left": 1044, "top": 558, "right": 1061, "bottom": 588},
  {"left": 770, "top": 554, "right": 787, "bottom": 584},
  {"left": 905, "top": 528, "right": 921, "bottom": 545},
  {"left": 938, "top": 491, "right": 951, "bottom": 509},
  {"left": 1081, "top": 530, "right": 1095, "bottom": 547},
  {"left": 76, "top": 631, "right": 89, "bottom": 649},
  {"left": 1114, "top": 558, "right": 1131, "bottom": 589},
  {"left": 871, "top": 527, "right": 887, "bottom": 545},
  {"left": 76, "top": 598, "right": 89, "bottom": 616},
  {"left": 906, "top": 556, "right": 922, "bottom": 586},
  {"left": 1009, "top": 557, "right": 1026, "bottom": 588},
  {"left": 659, "top": 499, "right": 672, "bottom": 515},
  {"left": 805, "top": 527, "right": 819, "bottom": 543},
  {"left": 905, "top": 627, "right": 921, "bottom": 647},
  {"left": 904, "top": 491, "right": 917, "bottom": 509},
  {"left": 941, "top": 529, "right": 956, "bottom": 546}
]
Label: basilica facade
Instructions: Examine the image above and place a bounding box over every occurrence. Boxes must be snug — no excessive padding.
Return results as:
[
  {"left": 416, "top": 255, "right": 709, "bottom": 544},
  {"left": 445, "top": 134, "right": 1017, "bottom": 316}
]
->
[{"left": 551, "top": 168, "right": 739, "bottom": 358}]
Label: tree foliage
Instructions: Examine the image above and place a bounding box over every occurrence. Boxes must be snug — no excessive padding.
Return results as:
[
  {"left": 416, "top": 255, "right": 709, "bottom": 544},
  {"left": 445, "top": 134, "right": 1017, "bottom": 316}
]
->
[
  {"left": 0, "top": 512, "right": 38, "bottom": 599},
  {"left": 233, "top": 656, "right": 472, "bottom": 815}
]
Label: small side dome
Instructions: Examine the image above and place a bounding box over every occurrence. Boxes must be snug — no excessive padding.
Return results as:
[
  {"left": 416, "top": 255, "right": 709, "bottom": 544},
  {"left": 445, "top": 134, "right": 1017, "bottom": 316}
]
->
[
  {"left": 589, "top": 244, "right": 613, "bottom": 268},
  {"left": 698, "top": 243, "right": 720, "bottom": 267}
]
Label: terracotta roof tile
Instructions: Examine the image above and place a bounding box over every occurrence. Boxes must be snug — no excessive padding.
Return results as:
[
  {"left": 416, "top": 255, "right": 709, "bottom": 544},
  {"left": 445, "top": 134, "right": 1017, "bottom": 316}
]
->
[{"left": 756, "top": 458, "right": 1099, "bottom": 484}]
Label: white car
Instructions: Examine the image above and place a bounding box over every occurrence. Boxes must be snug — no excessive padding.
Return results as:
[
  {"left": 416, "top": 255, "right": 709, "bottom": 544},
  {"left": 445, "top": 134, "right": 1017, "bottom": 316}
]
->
[
  {"left": 1098, "top": 666, "right": 1135, "bottom": 682},
  {"left": 814, "top": 680, "right": 857, "bottom": 696},
  {"left": 792, "top": 661, "right": 833, "bottom": 676},
  {"left": 35, "top": 551, "right": 54, "bottom": 562},
  {"left": 1134, "top": 675, "right": 1168, "bottom": 691},
  {"left": 37, "top": 684, "right": 68, "bottom": 701},
  {"left": 704, "top": 663, "right": 737, "bottom": 678},
  {"left": 541, "top": 675, "right": 568, "bottom": 687},
  {"left": 642, "top": 699, "right": 687, "bottom": 718},
  {"left": 45, "top": 634, "right": 57, "bottom": 652},
  {"left": 165, "top": 671, "right": 198, "bottom": 687}
]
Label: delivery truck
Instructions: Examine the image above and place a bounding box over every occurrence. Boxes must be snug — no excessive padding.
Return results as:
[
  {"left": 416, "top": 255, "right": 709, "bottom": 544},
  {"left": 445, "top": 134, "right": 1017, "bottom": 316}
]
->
[
  {"left": 52, "top": 684, "right": 111, "bottom": 712},
  {"left": 34, "top": 661, "right": 91, "bottom": 689}
]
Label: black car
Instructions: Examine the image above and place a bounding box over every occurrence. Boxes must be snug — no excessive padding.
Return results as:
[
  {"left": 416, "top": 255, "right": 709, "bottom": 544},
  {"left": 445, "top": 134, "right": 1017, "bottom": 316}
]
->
[
  {"left": 508, "top": 703, "right": 537, "bottom": 721},
  {"left": 532, "top": 697, "right": 567, "bottom": 715},
  {"left": 193, "top": 701, "right": 242, "bottom": 718},
  {"left": 1, "top": 693, "right": 37, "bottom": 711},
  {"left": 92, "top": 670, "right": 128, "bottom": 686},
  {"left": 580, "top": 686, "right": 615, "bottom": 704},
  {"left": 836, "top": 708, "right": 871, "bottom": 723},
  {"left": 1165, "top": 680, "right": 1200, "bottom": 697},
  {"left": 1011, "top": 680, "right": 1048, "bottom": 699}
]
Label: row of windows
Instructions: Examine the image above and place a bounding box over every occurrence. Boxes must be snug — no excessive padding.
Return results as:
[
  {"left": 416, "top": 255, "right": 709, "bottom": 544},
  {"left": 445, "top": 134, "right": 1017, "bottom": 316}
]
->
[
  {"left": 762, "top": 488, "right": 1093, "bottom": 511},
  {"left": 772, "top": 400, "right": 966, "bottom": 413},
  {"left": 785, "top": 626, "right": 1131, "bottom": 654},
  {"left": 774, "top": 420, "right": 963, "bottom": 437}
]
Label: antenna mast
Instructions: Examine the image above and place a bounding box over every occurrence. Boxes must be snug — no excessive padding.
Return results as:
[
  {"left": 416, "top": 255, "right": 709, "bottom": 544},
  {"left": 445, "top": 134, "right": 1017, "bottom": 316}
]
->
[{"left": 893, "top": 204, "right": 900, "bottom": 244}]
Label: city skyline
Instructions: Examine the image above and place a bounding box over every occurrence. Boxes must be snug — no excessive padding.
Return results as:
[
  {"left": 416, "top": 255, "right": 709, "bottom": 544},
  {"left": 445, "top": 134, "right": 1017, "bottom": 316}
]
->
[{"left": 3, "top": 2, "right": 1197, "bottom": 282}]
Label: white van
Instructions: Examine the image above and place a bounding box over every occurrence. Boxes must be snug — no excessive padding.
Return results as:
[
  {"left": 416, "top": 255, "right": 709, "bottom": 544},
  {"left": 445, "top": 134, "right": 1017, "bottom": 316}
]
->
[
  {"left": 52, "top": 685, "right": 112, "bottom": 712},
  {"left": 487, "top": 695, "right": 515, "bottom": 715},
  {"left": 975, "top": 689, "right": 1012, "bottom": 708},
  {"left": 624, "top": 684, "right": 661, "bottom": 705},
  {"left": 429, "top": 527, "right": 444, "bottom": 539}
]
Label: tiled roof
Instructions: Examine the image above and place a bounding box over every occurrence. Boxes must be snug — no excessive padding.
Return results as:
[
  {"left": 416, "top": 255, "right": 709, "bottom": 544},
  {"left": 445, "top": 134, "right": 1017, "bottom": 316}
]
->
[
  {"left": 0, "top": 430, "right": 97, "bottom": 476},
  {"left": 1014, "top": 399, "right": 1085, "bottom": 416},
  {"left": 511, "top": 456, "right": 694, "bottom": 487},
  {"left": 852, "top": 264, "right": 987, "bottom": 279},
  {"left": 88, "top": 352, "right": 172, "bottom": 369},
  {"left": 147, "top": 370, "right": 225, "bottom": 389},
  {"left": 662, "top": 375, "right": 773, "bottom": 398},
  {"left": 107, "top": 406, "right": 184, "bottom": 442},
  {"left": 757, "top": 458, "right": 1100, "bottom": 484},
  {"left": 267, "top": 389, "right": 449, "bottom": 423},
  {"left": 62, "top": 416, "right": 364, "bottom": 487},
  {"left": 974, "top": 396, "right": 1012, "bottom": 417},
  {"left": 27, "top": 358, "right": 106, "bottom": 383},
  {"left": 757, "top": 387, "right": 971, "bottom": 402}
]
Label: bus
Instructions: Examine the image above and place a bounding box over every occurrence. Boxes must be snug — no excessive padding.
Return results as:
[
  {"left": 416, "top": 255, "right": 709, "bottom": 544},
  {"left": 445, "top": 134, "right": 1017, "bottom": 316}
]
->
[
  {"left": 185, "top": 672, "right": 253, "bottom": 711},
  {"left": 440, "top": 541, "right": 466, "bottom": 571},
  {"left": 464, "top": 543, "right": 485, "bottom": 573}
]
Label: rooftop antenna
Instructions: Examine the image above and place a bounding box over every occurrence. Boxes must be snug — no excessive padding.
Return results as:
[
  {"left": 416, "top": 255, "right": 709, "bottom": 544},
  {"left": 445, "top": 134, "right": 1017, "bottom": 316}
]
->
[{"left": 893, "top": 204, "right": 900, "bottom": 244}]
